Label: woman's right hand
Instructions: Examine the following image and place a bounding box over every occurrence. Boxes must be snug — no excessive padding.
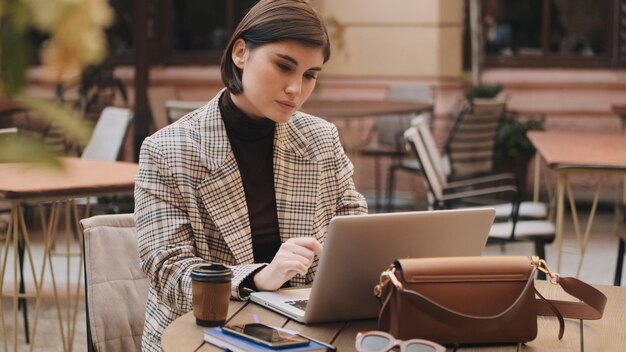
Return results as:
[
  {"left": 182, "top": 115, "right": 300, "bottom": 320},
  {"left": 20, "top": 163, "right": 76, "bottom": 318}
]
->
[{"left": 253, "top": 237, "right": 323, "bottom": 292}]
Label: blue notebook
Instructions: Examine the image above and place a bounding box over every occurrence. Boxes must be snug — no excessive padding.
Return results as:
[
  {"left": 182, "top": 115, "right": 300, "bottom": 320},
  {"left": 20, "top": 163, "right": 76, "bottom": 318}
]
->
[{"left": 204, "top": 327, "right": 330, "bottom": 352}]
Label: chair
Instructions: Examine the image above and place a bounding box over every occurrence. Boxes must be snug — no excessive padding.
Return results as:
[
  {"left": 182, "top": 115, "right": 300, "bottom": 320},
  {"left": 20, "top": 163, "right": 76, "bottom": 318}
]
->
[
  {"left": 403, "top": 125, "right": 555, "bottom": 266},
  {"left": 81, "top": 213, "right": 148, "bottom": 352},
  {"left": 76, "top": 107, "right": 133, "bottom": 213},
  {"left": 408, "top": 115, "right": 548, "bottom": 220},
  {"left": 147, "top": 86, "right": 180, "bottom": 131},
  {"left": 165, "top": 100, "right": 205, "bottom": 124},
  {"left": 82, "top": 107, "right": 133, "bottom": 161},
  {"left": 444, "top": 98, "right": 505, "bottom": 178},
  {"left": 359, "top": 85, "right": 434, "bottom": 211}
]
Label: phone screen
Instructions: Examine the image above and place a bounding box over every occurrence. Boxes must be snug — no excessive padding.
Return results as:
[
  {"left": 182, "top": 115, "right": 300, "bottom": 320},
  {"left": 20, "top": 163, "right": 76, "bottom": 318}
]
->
[{"left": 223, "top": 323, "right": 310, "bottom": 348}]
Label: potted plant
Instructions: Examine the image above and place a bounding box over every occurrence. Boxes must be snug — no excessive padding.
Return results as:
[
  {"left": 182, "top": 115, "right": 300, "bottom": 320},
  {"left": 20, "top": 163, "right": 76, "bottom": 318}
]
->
[
  {"left": 465, "top": 83, "right": 503, "bottom": 101},
  {"left": 493, "top": 114, "right": 545, "bottom": 196}
]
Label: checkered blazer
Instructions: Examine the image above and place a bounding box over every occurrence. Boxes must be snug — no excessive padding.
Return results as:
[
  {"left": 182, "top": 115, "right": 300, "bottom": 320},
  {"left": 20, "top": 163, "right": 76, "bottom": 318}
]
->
[{"left": 134, "top": 90, "right": 367, "bottom": 351}]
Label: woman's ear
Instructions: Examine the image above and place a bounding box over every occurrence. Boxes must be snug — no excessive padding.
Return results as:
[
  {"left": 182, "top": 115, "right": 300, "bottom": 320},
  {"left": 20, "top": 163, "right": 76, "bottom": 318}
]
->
[{"left": 231, "top": 39, "right": 247, "bottom": 69}]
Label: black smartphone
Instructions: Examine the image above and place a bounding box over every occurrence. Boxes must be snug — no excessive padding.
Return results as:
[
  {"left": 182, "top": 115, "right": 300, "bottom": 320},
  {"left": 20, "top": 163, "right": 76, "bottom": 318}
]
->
[{"left": 222, "top": 323, "right": 310, "bottom": 349}]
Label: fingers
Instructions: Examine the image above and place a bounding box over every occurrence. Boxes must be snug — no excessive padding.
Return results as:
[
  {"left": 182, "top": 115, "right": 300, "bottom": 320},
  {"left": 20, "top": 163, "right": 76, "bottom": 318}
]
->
[
  {"left": 253, "top": 237, "right": 323, "bottom": 292},
  {"left": 284, "top": 237, "right": 323, "bottom": 257}
]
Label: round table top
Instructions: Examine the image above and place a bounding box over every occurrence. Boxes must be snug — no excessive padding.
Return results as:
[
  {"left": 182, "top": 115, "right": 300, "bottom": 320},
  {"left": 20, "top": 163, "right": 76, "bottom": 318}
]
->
[{"left": 162, "top": 282, "right": 626, "bottom": 352}]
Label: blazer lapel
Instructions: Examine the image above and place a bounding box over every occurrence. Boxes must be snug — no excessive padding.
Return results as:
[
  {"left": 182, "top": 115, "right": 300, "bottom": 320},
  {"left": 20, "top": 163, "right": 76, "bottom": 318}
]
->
[
  {"left": 197, "top": 94, "right": 254, "bottom": 265},
  {"left": 274, "top": 117, "right": 319, "bottom": 241},
  {"left": 196, "top": 96, "right": 319, "bottom": 264}
]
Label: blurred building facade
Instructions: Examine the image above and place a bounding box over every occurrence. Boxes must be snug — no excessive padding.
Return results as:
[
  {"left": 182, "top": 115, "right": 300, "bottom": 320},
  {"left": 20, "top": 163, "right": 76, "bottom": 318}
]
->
[{"left": 24, "top": 0, "right": 626, "bottom": 198}]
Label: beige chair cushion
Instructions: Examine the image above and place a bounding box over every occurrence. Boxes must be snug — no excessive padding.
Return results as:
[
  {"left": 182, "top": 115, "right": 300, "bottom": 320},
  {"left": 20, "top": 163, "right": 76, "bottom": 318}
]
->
[{"left": 81, "top": 214, "right": 148, "bottom": 352}]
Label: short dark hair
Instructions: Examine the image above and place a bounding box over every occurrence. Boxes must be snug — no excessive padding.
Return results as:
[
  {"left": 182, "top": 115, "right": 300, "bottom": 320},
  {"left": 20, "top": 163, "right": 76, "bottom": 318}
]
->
[{"left": 221, "top": 0, "right": 331, "bottom": 94}]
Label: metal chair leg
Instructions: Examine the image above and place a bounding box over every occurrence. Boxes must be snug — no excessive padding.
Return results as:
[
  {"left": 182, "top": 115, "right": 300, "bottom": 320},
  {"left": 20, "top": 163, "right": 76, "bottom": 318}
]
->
[
  {"left": 374, "top": 156, "right": 382, "bottom": 212},
  {"left": 385, "top": 165, "right": 398, "bottom": 212},
  {"left": 614, "top": 238, "right": 625, "bottom": 286}
]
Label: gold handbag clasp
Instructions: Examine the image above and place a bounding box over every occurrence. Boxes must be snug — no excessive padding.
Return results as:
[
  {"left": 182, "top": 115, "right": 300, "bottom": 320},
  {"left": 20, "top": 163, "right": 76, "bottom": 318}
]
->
[
  {"left": 531, "top": 256, "right": 561, "bottom": 284},
  {"left": 374, "top": 265, "right": 404, "bottom": 298}
]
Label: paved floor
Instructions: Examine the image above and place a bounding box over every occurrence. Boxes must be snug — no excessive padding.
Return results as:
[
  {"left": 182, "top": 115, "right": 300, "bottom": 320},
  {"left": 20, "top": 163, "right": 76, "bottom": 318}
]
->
[{"left": 0, "top": 202, "right": 624, "bottom": 351}]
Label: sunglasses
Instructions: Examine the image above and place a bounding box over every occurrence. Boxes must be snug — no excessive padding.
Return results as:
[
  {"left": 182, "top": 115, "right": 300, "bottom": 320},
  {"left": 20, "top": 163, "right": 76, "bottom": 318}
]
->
[{"left": 355, "top": 331, "right": 446, "bottom": 352}]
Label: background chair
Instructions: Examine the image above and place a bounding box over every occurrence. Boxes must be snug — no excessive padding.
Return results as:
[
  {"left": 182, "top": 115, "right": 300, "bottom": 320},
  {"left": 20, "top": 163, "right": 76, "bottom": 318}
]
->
[
  {"left": 147, "top": 86, "right": 180, "bottom": 132},
  {"left": 444, "top": 98, "right": 505, "bottom": 178},
  {"left": 359, "top": 84, "right": 434, "bottom": 211},
  {"left": 165, "top": 100, "right": 205, "bottom": 124},
  {"left": 387, "top": 115, "right": 548, "bottom": 221},
  {"left": 403, "top": 124, "right": 555, "bottom": 271},
  {"left": 81, "top": 213, "right": 148, "bottom": 352},
  {"left": 414, "top": 115, "right": 547, "bottom": 219},
  {"left": 78, "top": 107, "right": 134, "bottom": 214},
  {"left": 82, "top": 107, "right": 133, "bottom": 161}
]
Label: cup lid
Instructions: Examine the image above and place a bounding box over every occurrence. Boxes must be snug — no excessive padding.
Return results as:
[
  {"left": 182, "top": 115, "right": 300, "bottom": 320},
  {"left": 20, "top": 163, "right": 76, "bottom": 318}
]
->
[{"left": 191, "top": 264, "right": 233, "bottom": 281}]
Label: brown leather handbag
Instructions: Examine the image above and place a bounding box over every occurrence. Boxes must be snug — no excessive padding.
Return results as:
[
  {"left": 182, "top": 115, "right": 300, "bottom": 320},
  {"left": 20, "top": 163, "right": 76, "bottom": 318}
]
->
[{"left": 375, "top": 256, "right": 607, "bottom": 345}]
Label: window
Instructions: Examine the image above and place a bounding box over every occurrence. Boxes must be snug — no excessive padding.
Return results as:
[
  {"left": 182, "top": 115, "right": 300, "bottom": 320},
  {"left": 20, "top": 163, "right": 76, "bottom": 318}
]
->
[
  {"left": 103, "top": 0, "right": 258, "bottom": 66},
  {"left": 162, "top": 0, "right": 258, "bottom": 65},
  {"left": 108, "top": 0, "right": 134, "bottom": 60},
  {"left": 475, "top": 0, "right": 626, "bottom": 68}
]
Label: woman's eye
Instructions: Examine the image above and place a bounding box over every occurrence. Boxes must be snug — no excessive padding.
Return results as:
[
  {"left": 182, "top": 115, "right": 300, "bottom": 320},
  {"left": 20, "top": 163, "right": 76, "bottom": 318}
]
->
[
  {"left": 277, "top": 63, "right": 291, "bottom": 72},
  {"left": 304, "top": 73, "right": 318, "bottom": 80}
]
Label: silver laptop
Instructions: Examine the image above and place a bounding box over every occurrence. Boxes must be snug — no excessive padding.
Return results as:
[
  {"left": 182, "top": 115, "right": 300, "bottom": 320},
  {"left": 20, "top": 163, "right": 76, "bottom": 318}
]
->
[{"left": 250, "top": 208, "right": 495, "bottom": 323}]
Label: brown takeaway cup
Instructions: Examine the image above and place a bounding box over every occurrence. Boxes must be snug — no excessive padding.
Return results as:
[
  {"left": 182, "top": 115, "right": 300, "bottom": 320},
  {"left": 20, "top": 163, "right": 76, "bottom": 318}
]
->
[{"left": 191, "top": 264, "right": 233, "bottom": 327}]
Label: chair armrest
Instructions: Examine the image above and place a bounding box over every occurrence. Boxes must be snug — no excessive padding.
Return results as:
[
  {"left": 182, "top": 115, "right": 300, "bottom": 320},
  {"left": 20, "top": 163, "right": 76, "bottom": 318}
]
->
[
  {"left": 446, "top": 173, "right": 515, "bottom": 188},
  {"left": 440, "top": 185, "right": 517, "bottom": 202}
]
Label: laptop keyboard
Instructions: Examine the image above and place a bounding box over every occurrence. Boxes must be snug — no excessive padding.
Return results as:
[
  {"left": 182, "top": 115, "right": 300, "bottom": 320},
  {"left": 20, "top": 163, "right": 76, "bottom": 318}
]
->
[{"left": 285, "top": 299, "right": 308, "bottom": 311}]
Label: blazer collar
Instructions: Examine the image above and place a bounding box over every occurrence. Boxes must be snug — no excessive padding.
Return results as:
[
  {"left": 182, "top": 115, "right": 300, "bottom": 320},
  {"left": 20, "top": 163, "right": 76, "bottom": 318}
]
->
[{"left": 199, "top": 89, "right": 312, "bottom": 168}]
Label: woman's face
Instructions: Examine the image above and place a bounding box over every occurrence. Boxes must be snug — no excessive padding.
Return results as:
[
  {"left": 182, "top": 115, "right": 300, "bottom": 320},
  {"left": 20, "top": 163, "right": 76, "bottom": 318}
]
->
[{"left": 230, "top": 39, "right": 325, "bottom": 123}]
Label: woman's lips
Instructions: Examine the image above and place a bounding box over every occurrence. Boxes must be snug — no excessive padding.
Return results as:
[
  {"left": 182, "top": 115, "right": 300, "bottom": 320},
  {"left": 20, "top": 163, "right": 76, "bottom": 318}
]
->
[{"left": 277, "top": 100, "right": 296, "bottom": 109}]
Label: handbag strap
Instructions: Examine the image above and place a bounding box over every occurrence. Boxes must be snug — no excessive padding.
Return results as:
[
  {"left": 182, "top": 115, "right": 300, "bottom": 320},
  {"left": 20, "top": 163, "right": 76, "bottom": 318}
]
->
[{"left": 533, "top": 257, "right": 607, "bottom": 323}]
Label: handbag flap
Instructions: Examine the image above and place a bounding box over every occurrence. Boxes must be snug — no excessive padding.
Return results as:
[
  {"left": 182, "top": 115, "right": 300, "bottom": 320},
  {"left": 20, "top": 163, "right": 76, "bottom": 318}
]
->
[
  {"left": 396, "top": 256, "right": 532, "bottom": 283},
  {"left": 393, "top": 256, "right": 535, "bottom": 319}
]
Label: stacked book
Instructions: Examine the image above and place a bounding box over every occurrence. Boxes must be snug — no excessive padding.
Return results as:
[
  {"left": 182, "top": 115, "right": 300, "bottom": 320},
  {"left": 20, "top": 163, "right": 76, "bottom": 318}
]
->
[{"left": 204, "top": 327, "right": 331, "bottom": 352}]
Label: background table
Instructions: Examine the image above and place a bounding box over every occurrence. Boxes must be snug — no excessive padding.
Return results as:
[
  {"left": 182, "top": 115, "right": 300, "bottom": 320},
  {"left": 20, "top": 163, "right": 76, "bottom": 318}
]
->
[
  {"left": 162, "top": 281, "right": 626, "bottom": 351},
  {"left": 0, "top": 157, "right": 138, "bottom": 352},
  {"left": 528, "top": 131, "right": 626, "bottom": 277},
  {"left": 301, "top": 99, "right": 431, "bottom": 119}
]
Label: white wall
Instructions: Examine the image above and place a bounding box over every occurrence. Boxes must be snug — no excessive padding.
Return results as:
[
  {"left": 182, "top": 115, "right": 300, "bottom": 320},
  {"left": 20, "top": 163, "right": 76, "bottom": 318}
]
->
[{"left": 319, "top": 0, "right": 464, "bottom": 78}]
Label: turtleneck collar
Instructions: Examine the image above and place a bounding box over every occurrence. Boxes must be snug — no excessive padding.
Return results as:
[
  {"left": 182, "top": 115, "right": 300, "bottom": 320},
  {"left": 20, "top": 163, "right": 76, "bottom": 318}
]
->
[{"left": 219, "top": 91, "right": 275, "bottom": 142}]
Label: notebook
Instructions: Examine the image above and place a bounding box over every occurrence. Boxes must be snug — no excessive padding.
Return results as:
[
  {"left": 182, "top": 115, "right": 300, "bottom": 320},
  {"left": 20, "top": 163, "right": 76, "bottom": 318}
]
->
[
  {"left": 250, "top": 208, "right": 496, "bottom": 324},
  {"left": 204, "top": 327, "right": 329, "bottom": 352}
]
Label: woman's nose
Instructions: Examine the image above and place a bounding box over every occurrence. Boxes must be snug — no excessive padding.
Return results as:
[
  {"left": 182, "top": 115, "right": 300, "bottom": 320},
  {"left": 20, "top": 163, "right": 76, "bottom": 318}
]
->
[{"left": 285, "top": 78, "right": 302, "bottom": 97}]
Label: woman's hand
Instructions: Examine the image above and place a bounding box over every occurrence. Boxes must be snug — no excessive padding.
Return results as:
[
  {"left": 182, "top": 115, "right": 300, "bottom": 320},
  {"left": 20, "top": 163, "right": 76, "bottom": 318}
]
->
[{"left": 253, "top": 237, "right": 323, "bottom": 291}]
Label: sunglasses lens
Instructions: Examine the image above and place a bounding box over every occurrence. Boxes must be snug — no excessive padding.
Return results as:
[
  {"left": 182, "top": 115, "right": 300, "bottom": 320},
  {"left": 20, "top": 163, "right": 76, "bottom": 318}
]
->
[
  {"left": 360, "top": 335, "right": 391, "bottom": 351},
  {"left": 406, "top": 343, "right": 438, "bottom": 352}
]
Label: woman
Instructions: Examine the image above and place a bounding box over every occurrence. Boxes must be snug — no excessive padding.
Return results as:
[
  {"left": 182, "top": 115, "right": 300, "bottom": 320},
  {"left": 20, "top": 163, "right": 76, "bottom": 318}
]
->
[{"left": 135, "top": 0, "right": 367, "bottom": 350}]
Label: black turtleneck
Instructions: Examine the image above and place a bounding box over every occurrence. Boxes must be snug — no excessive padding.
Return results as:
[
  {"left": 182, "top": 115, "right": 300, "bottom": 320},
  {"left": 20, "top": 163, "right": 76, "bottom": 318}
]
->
[{"left": 219, "top": 92, "right": 281, "bottom": 266}]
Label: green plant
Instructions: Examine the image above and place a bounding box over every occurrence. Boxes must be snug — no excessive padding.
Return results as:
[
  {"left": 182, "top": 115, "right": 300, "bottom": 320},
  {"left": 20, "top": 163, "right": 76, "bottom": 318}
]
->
[
  {"left": 57, "top": 61, "right": 128, "bottom": 122},
  {"left": 465, "top": 84, "right": 503, "bottom": 100},
  {"left": 493, "top": 116, "right": 544, "bottom": 163},
  {"left": 0, "top": 0, "right": 113, "bottom": 166},
  {"left": 493, "top": 115, "right": 544, "bottom": 195}
]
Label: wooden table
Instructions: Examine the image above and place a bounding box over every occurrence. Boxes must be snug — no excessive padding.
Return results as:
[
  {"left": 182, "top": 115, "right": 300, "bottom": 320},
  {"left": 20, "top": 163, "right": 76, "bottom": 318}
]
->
[
  {"left": 301, "top": 99, "right": 432, "bottom": 119},
  {"left": 162, "top": 281, "right": 626, "bottom": 351},
  {"left": 0, "top": 157, "right": 138, "bottom": 352},
  {"left": 528, "top": 131, "right": 626, "bottom": 277}
]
